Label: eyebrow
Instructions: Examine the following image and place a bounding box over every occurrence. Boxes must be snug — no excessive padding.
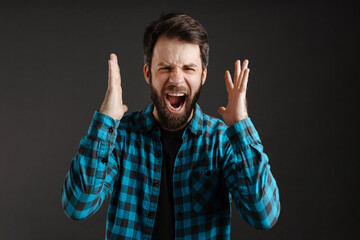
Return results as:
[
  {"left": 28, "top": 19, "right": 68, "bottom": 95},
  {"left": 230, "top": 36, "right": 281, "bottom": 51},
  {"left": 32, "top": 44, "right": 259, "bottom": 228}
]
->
[
  {"left": 156, "top": 62, "right": 198, "bottom": 68},
  {"left": 156, "top": 62, "right": 170, "bottom": 67},
  {"left": 183, "top": 63, "right": 197, "bottom": 68}
]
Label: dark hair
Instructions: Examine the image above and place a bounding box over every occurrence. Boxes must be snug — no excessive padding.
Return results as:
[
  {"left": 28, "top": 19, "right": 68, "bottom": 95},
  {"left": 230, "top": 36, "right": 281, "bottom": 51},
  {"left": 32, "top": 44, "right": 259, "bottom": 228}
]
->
[{"left": 143, "top": 13, "right": 209, "bottom": 70}]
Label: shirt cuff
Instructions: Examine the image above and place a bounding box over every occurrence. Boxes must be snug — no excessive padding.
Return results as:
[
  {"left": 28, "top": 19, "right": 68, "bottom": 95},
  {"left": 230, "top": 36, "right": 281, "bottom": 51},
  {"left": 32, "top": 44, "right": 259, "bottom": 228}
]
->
[
  {"left": 226, "top": 118, "right": 261, "bottom": 152},
  {"left": 87, "top": 111, "right": 120, "bottom": 142}
]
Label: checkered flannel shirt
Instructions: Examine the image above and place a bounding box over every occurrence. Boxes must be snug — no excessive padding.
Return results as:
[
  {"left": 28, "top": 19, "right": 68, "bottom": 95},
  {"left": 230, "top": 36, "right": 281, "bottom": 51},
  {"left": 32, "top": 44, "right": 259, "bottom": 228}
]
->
[{"left": 61, "top": 104, "right": 280, "bottom": 239}]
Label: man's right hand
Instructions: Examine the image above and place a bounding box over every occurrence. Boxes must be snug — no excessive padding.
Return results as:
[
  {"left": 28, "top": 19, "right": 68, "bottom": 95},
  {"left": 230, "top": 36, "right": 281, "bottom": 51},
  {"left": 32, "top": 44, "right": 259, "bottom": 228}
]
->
[{"left": 99, "top": 53, "right": 128, "bottom": 120}]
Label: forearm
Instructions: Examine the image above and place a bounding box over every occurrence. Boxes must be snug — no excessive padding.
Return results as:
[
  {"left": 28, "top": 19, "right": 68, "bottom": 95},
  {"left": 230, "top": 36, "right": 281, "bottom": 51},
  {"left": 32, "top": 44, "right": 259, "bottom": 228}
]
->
[
  {"left": 61, "top": 111, "right": 120, "bottom": 220},
  {"left": 224, "top": 118, "right": 280, "bottom": 229}
]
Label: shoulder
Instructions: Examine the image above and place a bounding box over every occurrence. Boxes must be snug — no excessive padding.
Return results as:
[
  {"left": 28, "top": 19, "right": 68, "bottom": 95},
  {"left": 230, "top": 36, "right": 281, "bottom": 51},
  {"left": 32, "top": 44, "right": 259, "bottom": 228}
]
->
[
  {"left": 118, "top": 109, "right": 143, "bottom": 131},
  {"left": 201, "top": 113, "right": 228, "bottom": 136},
  {"left": 117, "top": 104, "right": 156, "bottom": 134},
  {"left": 189, "top": 104, "right": 228, "bottom": 137}
]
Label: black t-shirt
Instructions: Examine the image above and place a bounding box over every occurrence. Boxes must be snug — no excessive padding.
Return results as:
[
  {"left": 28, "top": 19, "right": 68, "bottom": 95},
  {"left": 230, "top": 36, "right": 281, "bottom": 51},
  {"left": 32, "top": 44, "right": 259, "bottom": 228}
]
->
[{"left": 151, "top": 127, "right": 184, "bottom": 240}]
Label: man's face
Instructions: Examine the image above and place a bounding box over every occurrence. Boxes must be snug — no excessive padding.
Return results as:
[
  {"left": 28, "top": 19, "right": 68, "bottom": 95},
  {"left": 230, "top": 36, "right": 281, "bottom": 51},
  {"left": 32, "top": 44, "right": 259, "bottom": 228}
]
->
[{"left": 144, "top": 36, "right": 207, "bottom": 130}]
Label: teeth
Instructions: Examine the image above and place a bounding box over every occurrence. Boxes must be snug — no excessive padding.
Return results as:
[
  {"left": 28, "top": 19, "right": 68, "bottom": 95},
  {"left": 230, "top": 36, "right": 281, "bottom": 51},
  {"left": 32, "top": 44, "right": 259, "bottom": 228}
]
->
[
  {"left": 169, "top": 104, "right": 181, "bottom": 110},
  {"left": 168, "top": 93, "right": 185, "bottom": 97}
]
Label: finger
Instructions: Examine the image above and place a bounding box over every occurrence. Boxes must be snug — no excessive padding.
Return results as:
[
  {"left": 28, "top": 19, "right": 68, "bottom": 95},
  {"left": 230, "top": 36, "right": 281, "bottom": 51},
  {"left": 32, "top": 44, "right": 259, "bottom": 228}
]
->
[
  {"left": 110, "top": 53, "right": 118, "bottom": 64},
  {"left": 234, "top": 60, "right": 241, "bottom": 88},
  {"left": 239, "top": 60, "right": 249, "bottom": 87},
  {"left": 109, "top": 56, "right": 121, "bottom": 87},
  {"left": 217, "top": 106, "right": 226, "bottom": 116},
  {"left": 225, "top": 70, "right": 233, "bottom": 93},
  {"left": 108, "top": 59, "right": 112, "bottom": 87},
  {"left": 111, "top": 54, "right": 120, "bottom": 78},
  {"left": 122, "top": 104, "right": 128, "bottom": 113},
  {"left": 240, "top": 68, "right": 250, "bottom": 93},
  {"left": 111, "top": 54, "right": 119, "bottom": 74}
]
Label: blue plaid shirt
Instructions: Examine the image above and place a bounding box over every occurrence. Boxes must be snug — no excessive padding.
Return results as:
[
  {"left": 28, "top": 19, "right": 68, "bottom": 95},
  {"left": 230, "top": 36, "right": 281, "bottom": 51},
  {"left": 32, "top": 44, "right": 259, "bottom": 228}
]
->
[{"left": 61, "top": 104, "right": 280, "bottom": 239}]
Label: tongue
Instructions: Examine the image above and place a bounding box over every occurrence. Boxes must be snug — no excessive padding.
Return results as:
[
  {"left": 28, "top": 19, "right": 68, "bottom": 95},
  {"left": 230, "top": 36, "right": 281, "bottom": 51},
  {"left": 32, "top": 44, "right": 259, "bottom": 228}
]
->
[{"left": 168, "top": 96, "right": 182, "bottom": 107}]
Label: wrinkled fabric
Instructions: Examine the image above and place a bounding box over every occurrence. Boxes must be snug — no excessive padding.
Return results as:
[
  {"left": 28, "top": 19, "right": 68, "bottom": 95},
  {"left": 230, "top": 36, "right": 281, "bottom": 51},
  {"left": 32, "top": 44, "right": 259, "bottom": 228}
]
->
[{"left": 61, "top": 104, "right": 280, "bottom": 239}]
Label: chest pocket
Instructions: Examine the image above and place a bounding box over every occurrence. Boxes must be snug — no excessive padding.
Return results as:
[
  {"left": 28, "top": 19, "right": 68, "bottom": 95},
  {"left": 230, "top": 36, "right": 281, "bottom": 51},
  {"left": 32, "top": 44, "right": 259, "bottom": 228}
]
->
[{"left": 190, "top": 168, "right": 228, "bottom": 214}]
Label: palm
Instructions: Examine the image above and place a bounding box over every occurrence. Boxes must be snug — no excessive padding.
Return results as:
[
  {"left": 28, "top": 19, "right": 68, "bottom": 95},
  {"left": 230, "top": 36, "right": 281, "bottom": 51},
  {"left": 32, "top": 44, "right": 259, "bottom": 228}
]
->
[
  {"left": 99, "top": 54, "right": 128, "bottom": 120},
  {"left": 218, "top": 60, "right": 250, "bottom": 126}
]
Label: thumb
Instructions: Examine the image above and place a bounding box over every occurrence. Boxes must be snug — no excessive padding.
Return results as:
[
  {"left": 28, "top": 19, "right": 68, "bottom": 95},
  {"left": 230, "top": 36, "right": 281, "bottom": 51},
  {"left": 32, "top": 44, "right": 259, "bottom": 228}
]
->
[
  {"left": 122, "top": 104, "right": 128, "bottom": 113},
  {"left": 217, "top": 106, "right": 226, "bottom": 116}
]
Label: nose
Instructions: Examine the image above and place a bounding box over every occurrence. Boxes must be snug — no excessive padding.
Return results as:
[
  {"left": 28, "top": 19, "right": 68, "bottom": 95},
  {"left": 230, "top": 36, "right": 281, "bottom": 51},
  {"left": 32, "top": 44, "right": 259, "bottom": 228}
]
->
[{"left": 169, "top": 66, "right": 185, "bottom": 85}]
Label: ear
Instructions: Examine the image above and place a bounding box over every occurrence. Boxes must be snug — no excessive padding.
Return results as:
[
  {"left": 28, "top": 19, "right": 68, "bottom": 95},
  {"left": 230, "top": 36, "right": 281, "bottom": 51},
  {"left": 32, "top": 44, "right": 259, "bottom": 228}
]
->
[
  {"left": 201, "top": 67, "right": 207, "bottom": 85},
  {"left": 144, "top": 64, "right": 151, "bottom": 84}
]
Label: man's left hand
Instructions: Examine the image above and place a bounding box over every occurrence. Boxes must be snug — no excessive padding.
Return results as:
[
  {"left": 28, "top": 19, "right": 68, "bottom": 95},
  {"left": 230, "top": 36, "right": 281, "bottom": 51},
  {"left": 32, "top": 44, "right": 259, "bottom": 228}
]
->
[{"left": 218, "top": 59, "right": 250, "bottom": 126}]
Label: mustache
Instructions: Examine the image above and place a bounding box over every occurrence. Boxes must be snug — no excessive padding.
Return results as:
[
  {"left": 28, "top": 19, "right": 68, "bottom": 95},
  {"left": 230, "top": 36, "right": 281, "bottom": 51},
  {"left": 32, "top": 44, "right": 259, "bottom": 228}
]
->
[{"left": 162, "top": 85, "right": 189, "bottom": 94}]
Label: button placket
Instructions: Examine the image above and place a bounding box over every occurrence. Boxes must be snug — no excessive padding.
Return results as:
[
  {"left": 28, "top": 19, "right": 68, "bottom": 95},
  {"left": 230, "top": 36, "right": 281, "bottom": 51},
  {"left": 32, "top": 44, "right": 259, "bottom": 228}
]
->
[
  {"left": 155, "top": 151, "right": 161, "bottom": 158},
  {"left": 153, "top": 180, "right": 159, "bottom": 187},
  {"left": 148, "top": 211, "right": 155, "bottom": 218}
]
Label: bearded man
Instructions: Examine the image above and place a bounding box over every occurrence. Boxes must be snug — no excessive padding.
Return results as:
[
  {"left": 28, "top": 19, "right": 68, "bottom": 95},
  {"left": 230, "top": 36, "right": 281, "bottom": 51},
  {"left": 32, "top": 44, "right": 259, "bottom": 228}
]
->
[{"left": 61, "top": 13, "right": 280, "bottom": 240}]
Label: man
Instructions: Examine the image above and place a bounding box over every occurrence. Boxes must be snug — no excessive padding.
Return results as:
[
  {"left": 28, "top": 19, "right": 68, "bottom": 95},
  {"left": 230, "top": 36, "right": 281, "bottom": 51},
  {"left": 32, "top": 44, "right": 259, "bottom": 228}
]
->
[{"left": 61, "top": 13, "right": 280, "bottom": 239}]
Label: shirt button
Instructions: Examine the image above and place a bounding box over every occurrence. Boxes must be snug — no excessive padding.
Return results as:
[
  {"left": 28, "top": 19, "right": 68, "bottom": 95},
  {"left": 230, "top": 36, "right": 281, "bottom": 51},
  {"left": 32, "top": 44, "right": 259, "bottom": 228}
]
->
[
  {"left": 148, "top": 211, "right": 155, "bottom": 218},
  {"left": 153, "top": 180, "right": 159, "bottom": 187},
  {"left": 108, "top": 127, "right": 114, "bottom": 133},
  {"left": 155, "top": 151, "right": 161, "bottom": 157}
]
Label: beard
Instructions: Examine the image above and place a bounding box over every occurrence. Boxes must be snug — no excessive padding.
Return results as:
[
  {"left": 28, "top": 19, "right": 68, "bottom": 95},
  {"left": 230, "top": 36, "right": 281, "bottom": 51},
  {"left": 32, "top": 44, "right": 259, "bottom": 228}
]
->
[{"left": 150, "top": 76, "right": 202, "bottom": 130}]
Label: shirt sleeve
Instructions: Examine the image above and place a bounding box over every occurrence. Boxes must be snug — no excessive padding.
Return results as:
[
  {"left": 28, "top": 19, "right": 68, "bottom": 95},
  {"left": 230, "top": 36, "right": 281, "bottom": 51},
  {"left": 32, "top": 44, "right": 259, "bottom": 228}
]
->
[
  {"left": 61, "top": 111, "right": 120, "bottom": 220},
  {"left": 222, "top": 118, "right": 280, "bottom": 229}
]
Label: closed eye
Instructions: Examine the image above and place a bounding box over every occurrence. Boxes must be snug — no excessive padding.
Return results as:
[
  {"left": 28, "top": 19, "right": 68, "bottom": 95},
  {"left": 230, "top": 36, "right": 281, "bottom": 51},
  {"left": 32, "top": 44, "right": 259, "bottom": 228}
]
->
[
  {"left": 159, "top": 67, "right": 171, "bottom": 72},
  {"left": 183, "top": 64, "right": 197, "bottom": 72}
]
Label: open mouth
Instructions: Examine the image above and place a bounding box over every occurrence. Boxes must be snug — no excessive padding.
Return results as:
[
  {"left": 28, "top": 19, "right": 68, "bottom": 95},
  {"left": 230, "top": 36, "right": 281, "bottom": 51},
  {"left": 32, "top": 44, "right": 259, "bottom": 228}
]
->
[{"left": 165, "top": 92, "right": 186, "bottom": 112}]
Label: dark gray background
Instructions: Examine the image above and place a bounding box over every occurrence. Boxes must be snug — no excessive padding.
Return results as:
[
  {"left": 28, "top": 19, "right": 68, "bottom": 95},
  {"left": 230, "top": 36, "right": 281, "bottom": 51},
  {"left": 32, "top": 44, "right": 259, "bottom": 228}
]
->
[{"left": 1, "top": 0, "right": 359, "bottom": 239}]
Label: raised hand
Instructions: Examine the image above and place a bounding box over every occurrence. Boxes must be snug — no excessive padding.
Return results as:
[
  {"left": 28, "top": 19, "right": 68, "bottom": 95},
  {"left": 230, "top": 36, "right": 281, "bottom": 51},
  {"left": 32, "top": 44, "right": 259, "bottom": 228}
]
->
[
  {"left": 99, "top": 53, "right": 128, "bottom": 120},
  {"left": 217, "top": 59, "right": 250, "bottom": 126}
]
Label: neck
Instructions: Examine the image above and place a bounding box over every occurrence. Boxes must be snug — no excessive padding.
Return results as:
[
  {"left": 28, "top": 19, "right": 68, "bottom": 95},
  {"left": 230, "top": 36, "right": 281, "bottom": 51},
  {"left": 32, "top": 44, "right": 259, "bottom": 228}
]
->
[{"left": 152, "top": 107, "right": 194, "bottom": 131}]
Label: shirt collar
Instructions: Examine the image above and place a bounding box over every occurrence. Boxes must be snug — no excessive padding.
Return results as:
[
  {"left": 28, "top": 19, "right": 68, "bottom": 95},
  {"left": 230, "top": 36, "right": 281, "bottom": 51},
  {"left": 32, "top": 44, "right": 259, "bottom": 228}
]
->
[{"left": 140, "top": 103, "right": 203, "bottom": 135}]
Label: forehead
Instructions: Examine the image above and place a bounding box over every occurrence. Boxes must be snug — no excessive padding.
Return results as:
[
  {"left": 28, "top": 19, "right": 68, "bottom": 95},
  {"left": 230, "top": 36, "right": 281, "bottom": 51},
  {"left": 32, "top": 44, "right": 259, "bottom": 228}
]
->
[{"left": 152, "top": 36, "right": 201, "bottom": 66}]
